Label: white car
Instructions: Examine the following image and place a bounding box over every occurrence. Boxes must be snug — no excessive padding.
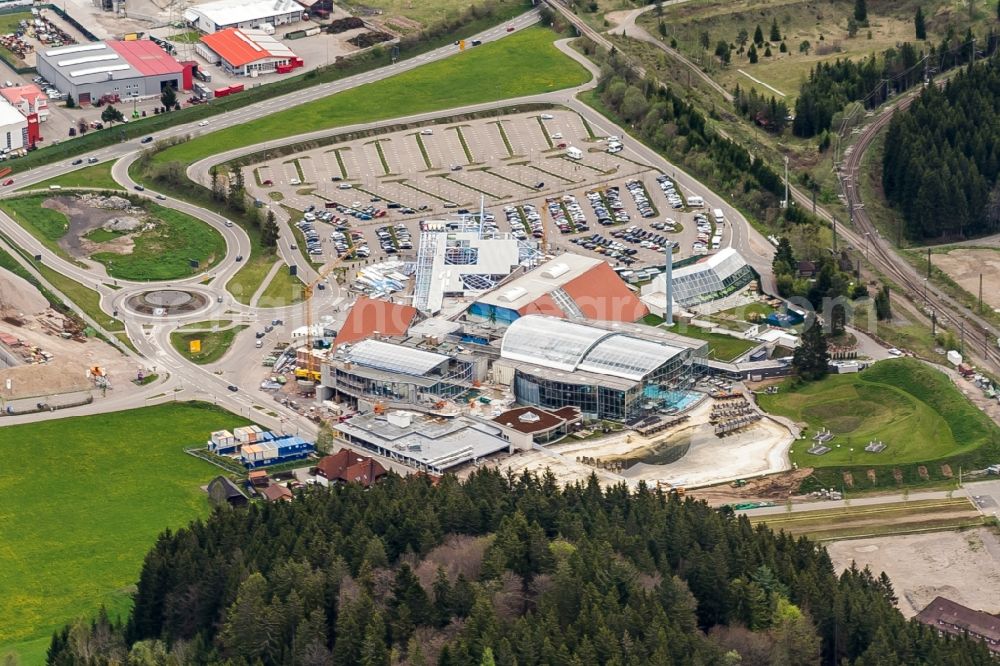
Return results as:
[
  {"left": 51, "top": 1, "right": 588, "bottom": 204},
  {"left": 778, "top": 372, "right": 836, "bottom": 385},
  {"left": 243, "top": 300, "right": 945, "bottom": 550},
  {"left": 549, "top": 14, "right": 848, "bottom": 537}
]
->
[
  {"left": 550, "top": 132, "right": 563, "bottom": 140},
  {"left": 540, "top": 113, "right": 554, "bottom": 120},
  {"left": 198, "top": 120, "right": 209, "bottom": 127},
  {"left": 420, "top": 128, "right": 433, "bottom": 135},
  {"left": 290, "top": 178, "right": 301, "bottom": 185}
]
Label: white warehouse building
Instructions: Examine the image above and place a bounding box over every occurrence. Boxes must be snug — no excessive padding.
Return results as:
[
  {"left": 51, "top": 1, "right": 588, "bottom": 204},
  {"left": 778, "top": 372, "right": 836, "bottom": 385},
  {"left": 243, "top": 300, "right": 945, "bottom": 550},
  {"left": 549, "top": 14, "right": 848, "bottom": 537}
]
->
[{"left": 184, "top": 0, "right": 305, "bottom": 34}]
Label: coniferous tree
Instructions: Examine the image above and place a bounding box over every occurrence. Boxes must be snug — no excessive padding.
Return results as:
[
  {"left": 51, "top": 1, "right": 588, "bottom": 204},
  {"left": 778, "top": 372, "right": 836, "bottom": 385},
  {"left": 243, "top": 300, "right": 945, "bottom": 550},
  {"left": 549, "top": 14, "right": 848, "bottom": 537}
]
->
[
  {"left": 753, "top": 24, "right": 764, "bottom": 45},
  {"left": 748, "top": 43, "right": 759, "bottom": 63},
  {"left": 793, "top": 317, "right": 830, "bottom": 380},
  {"left": 770, "top": 18, "right": 781, "bottom": 42},
  {"left": 915, "top": 7, "right": 926, "bottom": 39},
  {"left": 854, "top": 0, "right": 867, "bottom": 22}
]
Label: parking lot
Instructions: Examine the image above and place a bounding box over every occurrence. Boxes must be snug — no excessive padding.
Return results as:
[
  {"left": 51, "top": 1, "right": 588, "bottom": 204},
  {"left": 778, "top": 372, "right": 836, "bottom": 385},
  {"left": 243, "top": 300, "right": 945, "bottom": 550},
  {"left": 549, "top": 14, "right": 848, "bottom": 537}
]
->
[{"left": 245, "top": 109, "right": 727, "bottom": 269}]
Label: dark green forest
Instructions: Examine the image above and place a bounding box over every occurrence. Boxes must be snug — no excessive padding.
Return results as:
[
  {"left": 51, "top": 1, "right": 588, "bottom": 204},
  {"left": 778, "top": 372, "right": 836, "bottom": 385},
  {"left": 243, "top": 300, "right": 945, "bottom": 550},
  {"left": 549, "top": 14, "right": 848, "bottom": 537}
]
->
[
  {"left": 793, "top": 29, "right": 999, "bottom": 139},
  {"left": 47, "top": 470, "right": 994, "bottom": 665},
  {"left": 882, "top": 62, "right": 1000, "bottom": 240}
]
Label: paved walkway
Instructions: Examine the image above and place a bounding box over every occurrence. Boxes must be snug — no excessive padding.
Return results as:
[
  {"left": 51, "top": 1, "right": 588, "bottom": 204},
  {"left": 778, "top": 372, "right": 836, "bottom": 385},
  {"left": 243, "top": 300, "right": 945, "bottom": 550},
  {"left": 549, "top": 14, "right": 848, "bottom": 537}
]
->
[{"left": 250, "top": 260, "right": 283, "bottom": 308}]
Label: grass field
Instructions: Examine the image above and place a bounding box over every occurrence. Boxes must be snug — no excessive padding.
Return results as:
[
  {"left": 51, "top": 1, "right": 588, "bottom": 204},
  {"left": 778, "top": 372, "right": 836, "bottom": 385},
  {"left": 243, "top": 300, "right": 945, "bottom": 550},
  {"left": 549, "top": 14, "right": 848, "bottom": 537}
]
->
[
  {"left": 170, "top": 325, "right": 248, "bottom": 364},
  {"left": 759, "top": 359, "right": 999, "bottom": 468},
  {"left": 177, "top": 318, "right": 233, "bottom": 330},
  {"left": 147, "top": 27, "right": 590, "bottom": 169},
  {"left": 227, "top": 253, "right": 277, "bottom": 304},
  {"left": 749, "top": 498, "right": 984, "bottom": 541},
  {"left": 339, "top": 0, "right": 485, "bottom": 27},
  {"left": 643, "top": 313, "right": 759, "bottom": 360},
  {"left": 0, "top": 403, "right": 251, "bottom": 665},
  {"left": 34, "top": 262, "right": 124, "bottom": 332},
  {"left": 0, "top": 194, "right": 226, "bottom": 280},
  {"left": 90, "top": 203, "right": 226, "bottom": 281},
  {"left": 0, "top": 195, "right": 74, "bottom": 263},
  {"left": 28, "top": 162, "right": 120, "bottom": 191},
  {"left": 645, "top": 0, "right": 988, "bottom": 105},
  {"left": 257, "top": 264, "right": 304, "bottom": 307}
]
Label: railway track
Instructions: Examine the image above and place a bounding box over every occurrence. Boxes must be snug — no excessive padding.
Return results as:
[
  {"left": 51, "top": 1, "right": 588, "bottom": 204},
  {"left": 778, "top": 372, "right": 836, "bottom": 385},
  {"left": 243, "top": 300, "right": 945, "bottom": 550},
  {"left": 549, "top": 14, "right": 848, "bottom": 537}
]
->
[{"left": 791, "top": 83, "right": 1000, "bottom": 372}]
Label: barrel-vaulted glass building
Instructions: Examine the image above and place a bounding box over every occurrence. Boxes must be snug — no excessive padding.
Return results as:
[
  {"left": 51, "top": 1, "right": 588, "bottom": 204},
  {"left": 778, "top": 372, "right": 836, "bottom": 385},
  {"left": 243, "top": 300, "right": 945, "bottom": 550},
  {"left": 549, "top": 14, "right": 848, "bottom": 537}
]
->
[{"left": 495, "top": 316, "right": 707, "bottom": 423}]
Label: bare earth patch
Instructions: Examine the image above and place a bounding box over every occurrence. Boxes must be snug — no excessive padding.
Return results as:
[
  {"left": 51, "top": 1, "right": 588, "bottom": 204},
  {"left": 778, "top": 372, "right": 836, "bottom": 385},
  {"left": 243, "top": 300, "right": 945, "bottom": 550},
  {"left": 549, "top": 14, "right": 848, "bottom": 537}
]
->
[
  {"left": 930, "top": 248, "right": 1000, "bottom": 311},
  {"left": 826, "top": 527, "right": 1000, "bottom": 617}
]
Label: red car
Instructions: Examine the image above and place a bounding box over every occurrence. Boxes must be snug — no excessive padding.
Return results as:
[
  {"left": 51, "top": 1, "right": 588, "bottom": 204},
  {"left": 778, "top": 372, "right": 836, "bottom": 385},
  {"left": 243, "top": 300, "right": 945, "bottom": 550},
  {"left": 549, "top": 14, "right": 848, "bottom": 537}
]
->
[
  {"left": 2, "top": 178, "right": 13, "bottom": 186},
  {"left": 557, "top": 142, "right": 567, "bottom": 149},
  {"left": 262, "top": 179, "right": 273, "bottom": 186},
  {"left": 506, "top": 26, "right": 514, "bottom": 32}
]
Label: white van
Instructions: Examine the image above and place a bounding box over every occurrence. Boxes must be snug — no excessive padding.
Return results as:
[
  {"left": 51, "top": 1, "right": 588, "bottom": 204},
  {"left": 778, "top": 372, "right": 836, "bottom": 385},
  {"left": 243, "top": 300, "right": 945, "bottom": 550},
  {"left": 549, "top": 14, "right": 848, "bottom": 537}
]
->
[
  {"left": 607, "top": 142, "right": 623, "bottom": 154},
  {"left": 566, "top": 146, "right": 583, "bottom": 160},
  {"left": 713, "top": 208, "right": 725, "bottom": 224},
  {"left": 687, "top": 195, "right": 704, "bottom": 207}
]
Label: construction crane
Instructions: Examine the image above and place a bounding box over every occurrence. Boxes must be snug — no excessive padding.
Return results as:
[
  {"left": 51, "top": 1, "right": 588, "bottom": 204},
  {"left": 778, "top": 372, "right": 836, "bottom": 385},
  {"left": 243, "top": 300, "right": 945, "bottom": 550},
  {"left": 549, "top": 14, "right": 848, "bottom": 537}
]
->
[{"left": 302, "top": 256, "right": 345, "bottom": 355}]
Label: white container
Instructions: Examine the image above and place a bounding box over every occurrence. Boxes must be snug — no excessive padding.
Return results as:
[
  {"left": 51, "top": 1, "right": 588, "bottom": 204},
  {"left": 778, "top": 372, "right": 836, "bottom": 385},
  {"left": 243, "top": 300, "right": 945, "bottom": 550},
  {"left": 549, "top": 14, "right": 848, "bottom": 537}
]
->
[{"left": 946, "top": 350, "right": 962, "bottom": 367}]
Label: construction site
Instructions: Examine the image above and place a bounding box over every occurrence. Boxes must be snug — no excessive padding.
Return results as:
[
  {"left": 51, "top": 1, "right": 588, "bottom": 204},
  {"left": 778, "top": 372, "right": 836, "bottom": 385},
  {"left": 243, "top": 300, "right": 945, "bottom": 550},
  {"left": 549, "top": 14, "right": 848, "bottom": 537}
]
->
[{"left": 0, "top": 268, "right": 138, "bottom": 414}]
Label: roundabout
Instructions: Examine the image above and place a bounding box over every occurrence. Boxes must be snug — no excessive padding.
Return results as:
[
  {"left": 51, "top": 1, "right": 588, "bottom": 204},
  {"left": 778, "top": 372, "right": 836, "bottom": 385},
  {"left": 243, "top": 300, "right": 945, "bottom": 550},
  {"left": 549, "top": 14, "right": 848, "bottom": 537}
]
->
[{"left": 123, "top": 289, "right": 211, "bottom": 317}]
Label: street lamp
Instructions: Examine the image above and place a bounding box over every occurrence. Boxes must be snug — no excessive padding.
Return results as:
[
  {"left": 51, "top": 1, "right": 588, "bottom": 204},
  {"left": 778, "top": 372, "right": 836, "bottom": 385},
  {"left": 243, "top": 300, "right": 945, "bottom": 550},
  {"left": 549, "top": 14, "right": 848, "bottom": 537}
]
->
[
  {"left": 923, "top": 278, "right": 928, "bottom": 301},
  {"left": 864, "top": 232, "right": 870, "bottom": 260}
]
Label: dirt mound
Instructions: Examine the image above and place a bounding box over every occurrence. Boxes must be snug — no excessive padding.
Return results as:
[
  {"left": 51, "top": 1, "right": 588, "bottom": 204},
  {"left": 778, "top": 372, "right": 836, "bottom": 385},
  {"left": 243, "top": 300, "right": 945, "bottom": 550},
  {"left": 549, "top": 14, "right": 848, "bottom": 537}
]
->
[
  {"left": 103, "top": 216, "right": 143, "bottom": 232},
  {"left": 0, "top": 268, "right": 49, "bottom": 318}
]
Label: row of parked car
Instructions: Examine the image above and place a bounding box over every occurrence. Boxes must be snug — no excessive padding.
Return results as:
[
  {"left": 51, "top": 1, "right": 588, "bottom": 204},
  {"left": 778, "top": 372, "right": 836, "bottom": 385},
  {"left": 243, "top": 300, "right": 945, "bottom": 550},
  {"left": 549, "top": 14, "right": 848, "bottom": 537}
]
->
[
  {"left": 625, "top": 180, "right": 656, "bottom": 218},
  {"left": 569, "top": 233, "right": 638, "bottom": 265},
  {"left": 692, "top": 212, "right": 717, "bottom": 255},
  {"left": 548, "top": 195, "right": 591, "bottom": 235},
  {"left": 375, "top": 224, "right": 414, "bottom": 255},
  {"left": 611, "top": 225, "right": 674, "bottom": 253},
  {"left": 586, "top": 186, "right": 630, "bottom": 226},
  {"left": 332, "top": 229, "right": 369, "bottom": 259},
  {"left": 656, "top": 174, "right": 685, "bottom": 209},
  {"left": 504, "top": 204, "right": 544, "bottom": 240},
  {"left": 297, "top": 217, "right": 323, "bottom": 256}
]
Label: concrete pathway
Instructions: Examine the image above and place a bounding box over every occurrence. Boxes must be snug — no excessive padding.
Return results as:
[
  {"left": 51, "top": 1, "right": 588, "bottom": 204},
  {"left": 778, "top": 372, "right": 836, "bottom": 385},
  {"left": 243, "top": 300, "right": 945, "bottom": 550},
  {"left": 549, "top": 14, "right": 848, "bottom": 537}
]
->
[{"left": 250, "top": 260, "right": 283, "bottom": 308}]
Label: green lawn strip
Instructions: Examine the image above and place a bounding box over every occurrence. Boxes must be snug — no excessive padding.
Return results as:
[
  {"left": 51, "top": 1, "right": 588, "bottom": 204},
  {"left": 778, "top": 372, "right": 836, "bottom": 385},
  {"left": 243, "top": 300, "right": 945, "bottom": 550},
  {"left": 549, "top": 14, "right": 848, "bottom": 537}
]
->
[
  {"left": 28, "top": 162, "right": 120, "bottom": 191},
  {"left": 528, "top": 163, "right": 577, "bottom": 184},
  {"left": 257, "top": 265, "right": 305, "bottom": 308},
  {"left": 90, "top": 203, "right": 226, "bottom": 280},
  {"left": 0, "top": 195, "right": 76, "bottom": 264},
  {"left": 33, "top": 263, "right": 123, "bottom": 332},
  {"left": 114, "top": 331, "right": 138, "bottom": 353},
  {"left": 0, "top": 403, "right": 252, "bottom": 661},
  {"left": 535, "top": 115, "right": 554, "bottom": 148},
  {"left": 482, "top": 167, "right": 536, "bottom": 191},
  {"left": 167, "top": 30, "right": 201, "bottom": 44},
  {"left": 329, "top": 148, "right": 351, "bottom": 178},
  {"left": 400, "top": 180, "right": 457, "bottom": 204},
  {"left": 671, "top": 325, "right": 758, "bottom": 361},
  {"left": 370, "top": 139, "right": 392, "bottom": 175},
  {"left": 8, "top": 1, "right": 535, "bottom": 173},
  {"left": 554, "top": 154, "right": 607, "bottom": 175},
  {"left": 148, "top": 27, "right": 589, "bottom": 169},
  {"left": 440, "top": 175, "right": 503, "bottom": 199},
  {"left": 284, "top": 158, "right": 306, "bottom": 182},
  {"left": 226, "top": 254, "right": 277, "bottom": 304},
  {"left": 578, "top": 112, "right": 596, "bottom": 140},
  {"left": 170, "top": 325, "right": 248, "bottom": 364},
  {"left": 492, "top": 120, "right": 515, "bottom": 157},
  {"left": 85, "top": 228, "right": 125, "bottom": 243},
  {"left": 178, "top": 319, "right": 233, "bottom": 331},
  {"left": 413, "top": 133, "right": 433, "bottom": 169},
  {"left": 758, "top": 359, "right": 1000, "bottom": 475},
  {"left": 449, "top": 125, "right": 475, "bottom": 164},
  {"left": 281, "top": 204, "right": 321, "bottom": 266}
]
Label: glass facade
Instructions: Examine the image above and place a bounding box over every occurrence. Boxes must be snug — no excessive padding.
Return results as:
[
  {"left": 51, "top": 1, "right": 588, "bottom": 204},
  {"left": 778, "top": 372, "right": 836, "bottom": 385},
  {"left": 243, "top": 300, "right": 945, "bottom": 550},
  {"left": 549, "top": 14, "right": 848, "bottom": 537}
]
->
[
  {"left": 671, "top": 249, "right": 756, "bottom": 307},
  {"left": 502, "top": 316, "right": 701, "bottom": 422}
]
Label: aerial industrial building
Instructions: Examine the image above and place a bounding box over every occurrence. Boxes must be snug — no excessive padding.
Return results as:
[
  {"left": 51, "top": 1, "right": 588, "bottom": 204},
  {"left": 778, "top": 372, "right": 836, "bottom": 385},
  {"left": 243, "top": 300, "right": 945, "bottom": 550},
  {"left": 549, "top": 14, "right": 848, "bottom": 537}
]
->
[
  {"left": 185, "top": 0, "right": 304, "bottom": 34},
  {"left": 494, "top": 315, "right": 707, "bottom": 423},
  {"left": 0, "top": 84, "right": 49, "bottom": 122},
  {"left": 469, "top": 253, "right": 648, "bottom": 325},
  {"left": 641, "top": 248, "right": 757, "bottom": 315},
  {"left": 0, "top": 100, "right": 34, "bottom": 151},
  {"left": 320, "top": 338, "right": 487, "bottom": 408},
  {"left": 36, "top": 41, "right": 188, "bottom": 104},
  {"left": 197, "top": 28, "right": 302, "bottom": 77},
  {"left": 413, "top": 220, "right": 538, "bottom": 315},
  {"left": 333, "top": 409, "right": 529, "bottom": 474}
]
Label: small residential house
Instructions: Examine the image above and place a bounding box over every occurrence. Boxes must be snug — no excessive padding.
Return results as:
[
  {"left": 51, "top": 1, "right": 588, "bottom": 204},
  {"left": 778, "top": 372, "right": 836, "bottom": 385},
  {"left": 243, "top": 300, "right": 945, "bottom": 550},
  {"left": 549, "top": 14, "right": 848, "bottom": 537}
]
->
[
  {"left": 796, "top": 260, "right": 816, "bottom": 278},
  {"left": 259, "top": 483, "right": 294, "bottom": 503},
  {"left": 207, "top": 476, "right": 248, "bottom": 508},
  {"left": 316, "top": 448, "right": 388, "bottom": 488}
]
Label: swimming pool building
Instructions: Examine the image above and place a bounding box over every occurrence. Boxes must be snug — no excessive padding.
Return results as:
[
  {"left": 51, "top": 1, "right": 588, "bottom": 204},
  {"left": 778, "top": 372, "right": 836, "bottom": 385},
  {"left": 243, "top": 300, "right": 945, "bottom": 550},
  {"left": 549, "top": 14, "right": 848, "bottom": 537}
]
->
[{"left": 492, "top": 315, "right": 708, "bottom": 423}]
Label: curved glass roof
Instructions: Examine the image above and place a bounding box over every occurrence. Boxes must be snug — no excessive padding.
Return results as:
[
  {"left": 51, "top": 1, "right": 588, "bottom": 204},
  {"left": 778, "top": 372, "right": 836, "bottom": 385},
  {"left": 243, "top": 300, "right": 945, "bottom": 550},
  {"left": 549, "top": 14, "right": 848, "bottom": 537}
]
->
[
  {"left": 346, "top": 339, "right": 449, "bottom": 376},
  {"left": 501, "top": 316, "right": 611, "bottom": 371},
  {"left": 501, "top": 315, "right": 686, "bottom": 379},
  {"left": 578, "top": 335, "right": 684, "bottom": 381}
]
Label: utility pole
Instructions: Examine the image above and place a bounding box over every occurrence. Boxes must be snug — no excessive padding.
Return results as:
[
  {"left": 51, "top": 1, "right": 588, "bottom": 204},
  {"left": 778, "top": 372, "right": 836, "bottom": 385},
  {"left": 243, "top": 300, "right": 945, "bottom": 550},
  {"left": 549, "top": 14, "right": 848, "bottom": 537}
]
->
[
  {"left": 783, "top": 156, "right": 789, "bottom": 208},
  {"left": 961, "top": 317, "right": 966, "bottom": 352},
  {"left": 931, "top": 310, "right": 937, "bottom": 337},
  {"left": 832, "top": 217, "right": 837, "bottom": 251},
  {"left": 979, "top": 273, "right": 983, "bottom": 312},
  {"left": 927, "top": 248, "right": 932, "bottom": 277}
]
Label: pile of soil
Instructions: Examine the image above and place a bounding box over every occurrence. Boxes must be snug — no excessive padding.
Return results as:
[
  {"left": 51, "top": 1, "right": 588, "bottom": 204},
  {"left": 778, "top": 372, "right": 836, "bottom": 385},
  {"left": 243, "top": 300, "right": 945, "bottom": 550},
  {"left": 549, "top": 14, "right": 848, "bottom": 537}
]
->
[
  {"left": 348, "top": 31, "right": 393, "bottom": 48},
  {"left": 0, "top": 269, "right": 49, "bottom": 318},
  {"left": 328, "top": 16, "right": 364, "bottom": 33}
]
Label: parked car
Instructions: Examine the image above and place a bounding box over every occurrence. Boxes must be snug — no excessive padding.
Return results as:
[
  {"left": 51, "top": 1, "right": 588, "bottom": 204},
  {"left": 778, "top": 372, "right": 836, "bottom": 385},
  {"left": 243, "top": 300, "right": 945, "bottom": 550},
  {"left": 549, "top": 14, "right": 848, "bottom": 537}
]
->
[{"left": 420, "top": 128, "right": 433, "bottom": 135}]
